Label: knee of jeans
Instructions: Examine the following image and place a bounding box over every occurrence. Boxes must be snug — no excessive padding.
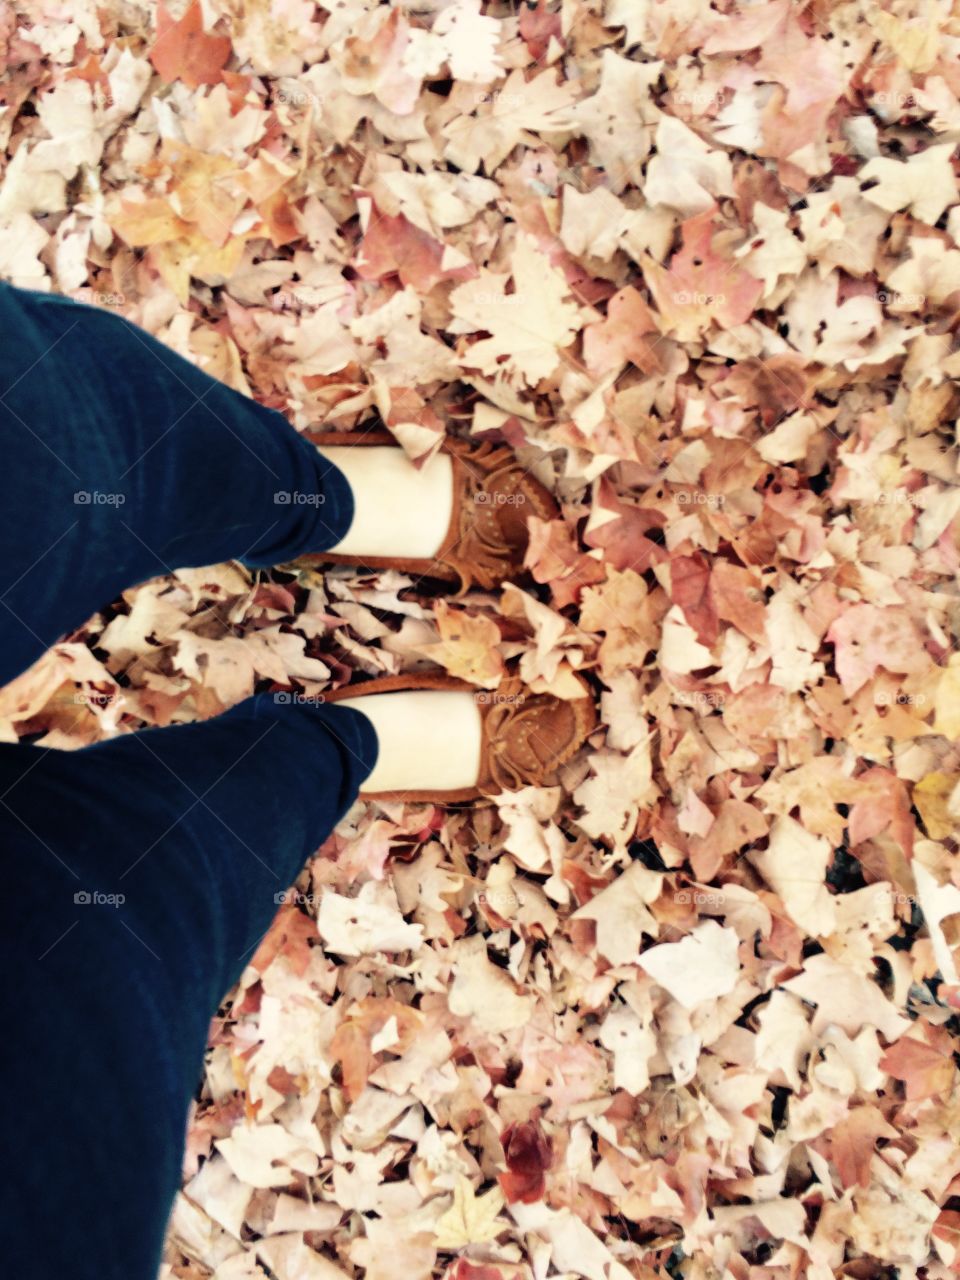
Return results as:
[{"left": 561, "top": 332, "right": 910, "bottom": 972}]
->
[{"left": 241, "top": 692, "right": 377, "bottom": 777}]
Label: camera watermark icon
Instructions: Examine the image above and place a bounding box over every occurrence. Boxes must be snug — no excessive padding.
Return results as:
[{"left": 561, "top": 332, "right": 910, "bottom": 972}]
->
[
  {"left": 674, "top": 290, "right": 726, "bottom": 306},
  {"left": 674, "top": 89, "right": 724, "bottom": 107},
  {"left": 873, "top": 91, "right": 915, "bottom": 108},
  {"left": 74, "top": 889, "right": 125, "bottom": 907},
  {"left": 892, "top": 890, "right": 919, "bottom": 907},
  {"left": 273, "top": 691, "right": 326, "bottom": 706},
  {"left": 74, "top": 490, "right": 126, "bottom": 506},
  {"left": 875, "top": 290, "right": 924, "bottom": 308},
  {"left": 477, "top": 884, "right": 520, "bottom": 914},
  {"left": 674, "top": 689, "right": 726, "bottom": 709},
  {"left": 475, "top": 691, "right": 525, "bottom": 705},
  {"left": 474, "top": 490, "right": 526, "bottom": 505},
  {"left": 677, "top": 491, "right": 725, "bottom": 507},
  {"left": 274, "top": 287, "right": 313, "bottom": 308},
  {"left": 274, "top": 889, "right": 321, "bottom": 907},
  {"left": 74, "top": 287, "right": 126, "bottom": 307},
  {"left": 675, "top": 888, "right": 721, "bottom": 906},
  {"left": 72, "top": 691, "right": 117, "bottom": 707},
  {"left": 876, "top": 490, "right": 923, "bottom": 506},
  {"left": 275, "top": 86, "right": 323, "bottom": 107},
  {"left": 474, "top": 90, "right": 525, "bottom": 108},
  {"left": 274, "top": 491, "right": 325, "bottom": 506},
  {"left": 875, "top": 690, "right": 926, "bottom": 706}
]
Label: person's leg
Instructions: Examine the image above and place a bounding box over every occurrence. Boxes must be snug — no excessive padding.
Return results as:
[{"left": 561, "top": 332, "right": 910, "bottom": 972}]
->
[
  {"left": 0, "top": 692, "right": 377, "bottom": 1280},
  {"left": 0, "top": 281, "right": 355, "bottom": 685}
]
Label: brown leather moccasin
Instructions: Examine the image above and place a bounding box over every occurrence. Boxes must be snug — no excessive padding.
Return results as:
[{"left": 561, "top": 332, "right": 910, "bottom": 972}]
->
[
  {"left": 322, "top": 669, "right": 597, "bottom": 804},
  {"left": 298, "top": 429, "right": 558, "bottom": 595}
]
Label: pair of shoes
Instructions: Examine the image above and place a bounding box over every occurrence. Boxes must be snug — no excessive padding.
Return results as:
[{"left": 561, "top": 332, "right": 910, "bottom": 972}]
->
[{"left": 294, "top": 430, "right": 597, "bottom": 803}]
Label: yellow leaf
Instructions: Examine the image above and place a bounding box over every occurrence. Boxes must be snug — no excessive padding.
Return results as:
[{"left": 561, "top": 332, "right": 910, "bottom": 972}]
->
[
  {"left": 433, "top": 1176, "right": 505, "bottom": 1249},
  {"left": 108, "top": 194, "right": 191, "bottom": 247},
  {"left": 913, "top": 772, "right": 957, "bottom": 841},
  {"left": 417, "top": 600, "right": 504, "bottom": 688},
  {"left": 933, "top": 655, "right": 960, "bottom": 739},
  {"left": 164, "top": 139, "right": 248, "bottom": 247},
  {"left": 870, "top": 7, "right": 941, "bottom": 74},
  {"left": 151, "top": 230, "right": 250, "bottom": 304}
]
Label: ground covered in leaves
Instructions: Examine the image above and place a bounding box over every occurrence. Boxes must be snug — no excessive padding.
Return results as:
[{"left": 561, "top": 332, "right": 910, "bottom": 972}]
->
[{"left": 5, "top": 0, "right": 960, "bottom": 1276}]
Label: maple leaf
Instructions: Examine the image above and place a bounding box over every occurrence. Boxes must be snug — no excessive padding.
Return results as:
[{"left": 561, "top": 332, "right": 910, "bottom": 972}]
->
[
  {"left": 328, "top": 1020, "right": 372, "bottom": 1103},
  {"left": 434, "top": 1176, "right": 506, "bottom": 1249},
  {"left": 746, "top": 814, "right": 836, "bottom": 937},
  {"left": 755, "top": 15, "right": 847, "bottom": 161},
  {"left": 826, "top": 602, "right": 932, "bottom": 695},
  {"left": 830, "top": 1105, "right": 898, "bottom": 1189},
  {"left": 329, "top": 996, "right": 423, "bottom": 1101},
  {"left": 448, "top": 233, "right": 581, "bottom": 387},
  {"left": 417, "top": 599, "right": 505, "bottom": 687},
  {"left": 356, "top": 200, "right": 476, "bottom": 293},
  {"left": 584, "top": 476, "right": 669, "bottom": 573},
  {"left": 579, "top": 567, "right": 662, "bottom": 677},
  {"left": 249, "top": 905, "right": 317, "bottom": 979},
  {"left": 880, "top": 1033, "right": 957, "bottom": 1101},
  {"left": 638, "top": 920, "right": 741, "bottom": 1008},
  {"left": 641, "top": 207, "right": 764, "bottom": 341},
  {"left": 524, "top": 516, "right": 606, "bottom": 610},
  {"left": 556, "top": 49, "right": 662, "bottom": 194},
  {"left": 338, "top": 7, "right": 421, "bottom": 113},
  {"left": 709, "top": 560, "right": 767, "bottom": 644},
  {"left": 912, "top": 862, "right": 960, "bottom": 986},
  {"left": 432, "top": 0, "right": 503, "bottom": 82},
  {"left": 859, "top": 142, "right": 959, "bottom": 226},
  {"left": 667, "top": 553, "right": 718, "bottom": 646},
  {"left": 847, "top": 765, "right": 916, "bottom": 860},
  {"left": 754, "top": 755, "right": 859, "bottom": 844},
  {"left": 912, "top": 771, "right": 957, "bottom": 840},
  {"left": 582, "top": 285, "right": 664, "bottom": 377},
  {"left": 150, "top": 1, "right": 232, "bottom": 91},
  {"left": 518, "top": 0, "right": 562, "bottom": 61},
  {"left": 780, "top": 953, "right": 911, "bottom": 1040},
  {"left": 107, "top": 194, "right": 191, "bottom": 247}
]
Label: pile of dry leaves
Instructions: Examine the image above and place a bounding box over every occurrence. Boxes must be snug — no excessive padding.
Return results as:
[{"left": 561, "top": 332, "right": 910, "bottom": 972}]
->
[{"left": 4, "top": 0, "right": 960, "bottom": 1276}]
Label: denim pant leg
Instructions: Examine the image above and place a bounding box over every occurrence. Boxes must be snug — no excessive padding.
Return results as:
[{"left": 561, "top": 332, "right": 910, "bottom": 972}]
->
[
  {"left": 0, "top": 694, "right": 377, "bottom": 1280},
  {"left": 0, "top": 280, "right": 353, "bottom": 685},
  {"left": 0, "top": 284, "right": 378, "bottom": 1277}
]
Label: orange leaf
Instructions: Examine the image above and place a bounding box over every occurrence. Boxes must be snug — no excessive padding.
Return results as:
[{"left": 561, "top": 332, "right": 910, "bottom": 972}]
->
[
  {"left": 709, "top": 560, "right": 767, "bottom": 645},
  {"left": 249, "top": 905, "right": 318, "bottom": 979},
  {"left": 830, "top": 1104, "right": 897, "bottom": 1189},
  {"left": 330, "top": 997, "right": 424, "bottom": 1101},
  {"left": 582, "top": 286, "right": 663, "bottom": 378},
  {"left": 329, "top": 1021, "right": 373, "bottom": 1102},
  {"left": 525, "top": 517, "right": 605, "bottom": 609},
  {"left": 880, "top": 1034, "right": 957, "bottom": 1101},
  {"left": 584, "top": 476, "right": 669, "bottom": 573},
  {"left": 109, "top": 195, "right": 192, "bottom": 248},
  {"left": 150, "top": 1, "right": 231, "bottom": 91},
  {"left": 418, "top": 600, "right": 505, "bottom": 688},
  {"left": 667, "top": 553, "right": 718, "bottom": 646},
  {"left": 641, "top": 207, "right": 764, "bottom": 340},
  {"left": 357, "top": 202, "right": 475, "bottom": 293}
]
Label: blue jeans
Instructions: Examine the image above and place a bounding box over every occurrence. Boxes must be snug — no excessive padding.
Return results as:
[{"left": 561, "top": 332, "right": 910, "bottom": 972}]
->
[{"left": 0, "top": 283, "right": 378, "bottom": 1277}]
